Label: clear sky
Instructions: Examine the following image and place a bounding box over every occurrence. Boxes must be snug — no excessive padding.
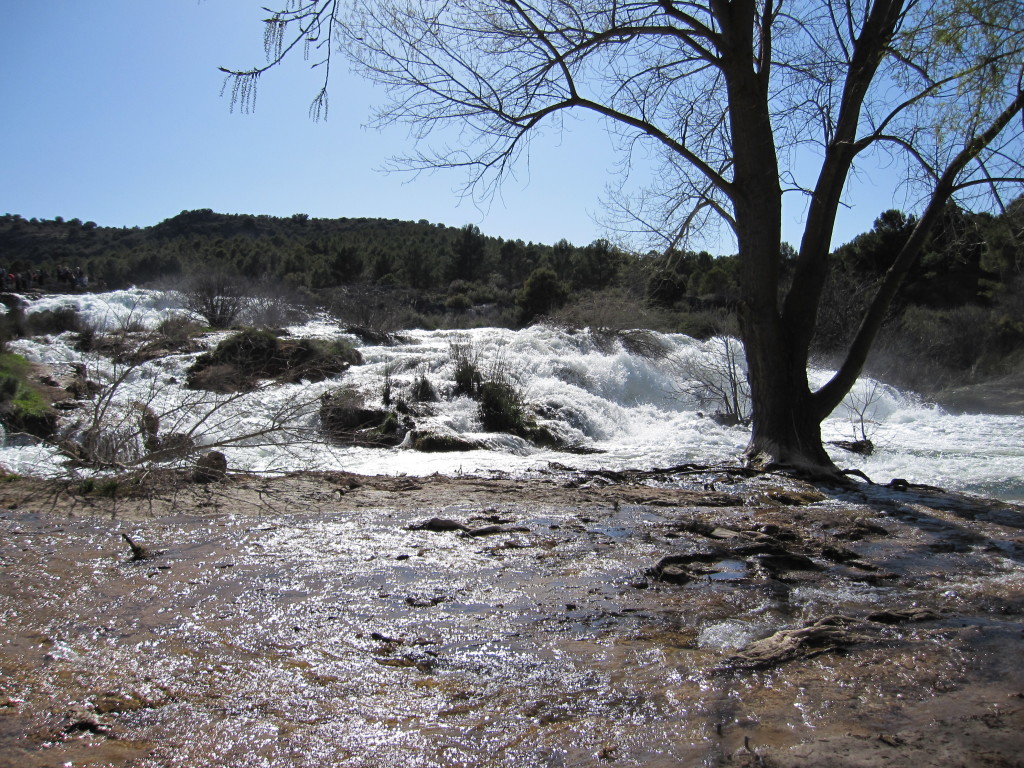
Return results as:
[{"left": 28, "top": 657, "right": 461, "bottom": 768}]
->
[{"left": 1, "top": 2, "right": 900, "bottom": 252}]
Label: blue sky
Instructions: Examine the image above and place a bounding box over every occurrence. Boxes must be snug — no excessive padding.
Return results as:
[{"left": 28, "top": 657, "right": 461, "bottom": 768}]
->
[{"left": 1, "top": 2, "right": 898, "bottom": 252}]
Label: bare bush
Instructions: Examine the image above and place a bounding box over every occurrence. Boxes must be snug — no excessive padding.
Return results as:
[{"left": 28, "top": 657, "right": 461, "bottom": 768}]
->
[
  {"left": 182, "top": 271, "right": 247, "bottom": 329},
  {"left": 154, "top": 313, "right": 204, "bottom": 349},
  {"left": 239, "top": 279, "right": 311, "bottom": 328},
  {"left": 828, "top": 379, "right": 886, "bottom": 455},
  {"left": 25, "top": 305, "right": 85, "bottom": 336},
  {"left": 844, "top": 380, "right": 885, "bottom": 446},
  {"left": 811, "top": 267, "right": 880, "bottom": 356},
  {"left": 668, "top": 336, "right": 751, "bottom": 426},
  {"left": 868, "top": 301, "right": 1021, "bottom": 392},
  {"left": 330, "top": 285, "right": 421, "bottom": 337},
  {"left": 548, "top": 288, "right": 660, "bottom": 333},
  {"left": 59, "top": 352, "right": 324, "bottom": 473}
]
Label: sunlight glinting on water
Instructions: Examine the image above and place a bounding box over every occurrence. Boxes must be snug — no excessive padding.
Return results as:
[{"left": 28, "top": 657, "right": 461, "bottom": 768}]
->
[{"left": 3, "top": 289, "right": 1022, "bottom": 500}]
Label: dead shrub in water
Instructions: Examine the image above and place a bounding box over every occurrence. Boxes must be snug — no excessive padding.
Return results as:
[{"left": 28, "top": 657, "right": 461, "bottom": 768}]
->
[
  {"left": 59, "top": 352, "right": 322, "bottom": 472},
  {"left": 181, "top": 271, "right": 248, "bottom": 329},
  {"left": 829, "top": 379, "right": 886, "bottom": 456},
  {"left": 668, "top": 336, "right": 751, "bottom": 426}
]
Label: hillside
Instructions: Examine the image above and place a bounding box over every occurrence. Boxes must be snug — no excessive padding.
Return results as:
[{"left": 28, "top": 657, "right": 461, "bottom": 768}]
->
[{"left": 1, "top": 204, "right": 1023, "bottom": 395}]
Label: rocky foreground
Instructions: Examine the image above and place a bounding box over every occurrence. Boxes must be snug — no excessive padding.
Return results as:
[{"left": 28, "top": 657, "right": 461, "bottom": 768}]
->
[{"left": 0, "top": 468, "right": 1022, "bottom": 767}]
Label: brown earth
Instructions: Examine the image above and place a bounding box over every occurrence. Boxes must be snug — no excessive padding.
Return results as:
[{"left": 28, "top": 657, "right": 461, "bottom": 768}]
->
[{"left": 0, "top": 468, "right": 1022, "bottom": 767}]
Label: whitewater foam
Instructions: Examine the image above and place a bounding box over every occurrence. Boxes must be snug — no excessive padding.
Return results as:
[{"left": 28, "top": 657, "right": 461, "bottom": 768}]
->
[{"left": 1, "top": 290, "right": 1021, "bottom": 501}]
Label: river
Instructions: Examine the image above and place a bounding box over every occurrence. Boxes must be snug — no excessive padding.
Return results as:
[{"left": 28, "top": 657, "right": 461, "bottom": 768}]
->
[{"left": 3, "top": 288, "right": 1022, "bottom": 501}]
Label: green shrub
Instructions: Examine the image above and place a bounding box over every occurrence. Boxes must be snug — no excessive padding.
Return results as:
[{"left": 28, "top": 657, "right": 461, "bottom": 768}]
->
[
  {"left": 187, "top": 329, "right": 361, "bottom": 391},
  {"left": 0, "top": 353, "right": 56, "bottom": 438},
  {"left": 0, "top": 353, "right": 31, "bottom": 382},
  {"left": 411, "top": 374, "right": 438, "bottom": 402},
  {"left": 516, "top": 267, "right": 568, "bottom": 324},
  {"left": 9, "top": 385, "right": 50, "bottom": 420},
  {"left": 447, "top": 279, "right": 473, "bottom": 296},
  {"left": 469, "top": 283, "right": 503, "bottom": 305},
  {"left": 476, "top": 380, "right": 566, "bottom": 448},
  {"left": 449, "top": 337, "right": 482, "bottom": 397},
  {"left": 379, "top": 410, "right": 399, "bottom": 435},
  {"left": 478, "top": 381, "right": 525, "bottom": 433},
  {"left": 445, "top": 294, "right": 472, "bottom": 313},
  {"left": 453, "top": 357, "right": 482, "bottom": 396}
]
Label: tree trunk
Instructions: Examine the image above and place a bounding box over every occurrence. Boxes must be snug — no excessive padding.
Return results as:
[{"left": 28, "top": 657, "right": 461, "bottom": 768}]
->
[
  {"left": 739, "top": 246, "right": 841, "bottom": 474},
  {"left": 715, "top": 9, "right": 838, "bottom": 474},
  {"left": 742, "top": 330, "right": 837, "bottom": 473}
]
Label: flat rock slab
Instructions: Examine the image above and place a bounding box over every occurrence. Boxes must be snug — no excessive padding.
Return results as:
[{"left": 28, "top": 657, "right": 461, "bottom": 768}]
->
[{"left": 0, "top": 471, "right": 1021, "bottom": 768}]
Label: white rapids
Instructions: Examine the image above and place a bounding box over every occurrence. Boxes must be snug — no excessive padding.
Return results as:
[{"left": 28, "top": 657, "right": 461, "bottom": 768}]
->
[{"left": 3, "top": 289, "right": 1022, "bottom": 502}]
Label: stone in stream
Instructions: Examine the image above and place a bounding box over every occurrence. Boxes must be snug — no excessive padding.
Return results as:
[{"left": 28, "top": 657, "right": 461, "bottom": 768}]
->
[
  {"left": 121, "top": 533, "right": 163, "bottom": 561},
  {"left": 407, "top": 516, "right": 530, "bottom": 536},
  {"left": 193, "top": 450, "right": 227, "bottom": 483},
  {"left": 725, "top": 615, "right": 871, "bottom": 669}
]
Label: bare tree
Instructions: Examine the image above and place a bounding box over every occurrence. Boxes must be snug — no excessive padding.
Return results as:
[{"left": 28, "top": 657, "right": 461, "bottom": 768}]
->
[
  {"left": 223, "top": 0, "right": 1024, "bottom": 476},
  {"left": 836, "top": 378, "right": 886, "bottom": 455}
]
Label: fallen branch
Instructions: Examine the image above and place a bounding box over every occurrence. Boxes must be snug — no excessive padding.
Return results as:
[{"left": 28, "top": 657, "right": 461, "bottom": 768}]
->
[
  {"left": 407, "top": 516, "right": 529, "bottom": 536},
  {"left": 724, "top": 616, "right": 871, "bottom": 670}
]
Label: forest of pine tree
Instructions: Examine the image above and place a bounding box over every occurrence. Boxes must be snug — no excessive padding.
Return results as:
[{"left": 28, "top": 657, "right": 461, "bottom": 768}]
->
[{"left": 1, "top": 202, "right": 1022, "bottom": 393}]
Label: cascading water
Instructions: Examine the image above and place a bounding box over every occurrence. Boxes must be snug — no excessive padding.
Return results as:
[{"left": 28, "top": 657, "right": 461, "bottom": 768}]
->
[{"left": 3, "top": 289, "right": 1022, "bottom": 500}]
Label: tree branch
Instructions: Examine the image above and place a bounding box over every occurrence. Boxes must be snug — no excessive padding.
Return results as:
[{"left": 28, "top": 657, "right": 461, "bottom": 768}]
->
[{"left": 813, "top": 87, "right": 1024, "bottom": 418}]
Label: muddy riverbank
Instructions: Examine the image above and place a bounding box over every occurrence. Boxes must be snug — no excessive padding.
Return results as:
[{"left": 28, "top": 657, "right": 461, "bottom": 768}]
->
[{"left": 1, "top": 468, "right": 1022, "bottom": 767}]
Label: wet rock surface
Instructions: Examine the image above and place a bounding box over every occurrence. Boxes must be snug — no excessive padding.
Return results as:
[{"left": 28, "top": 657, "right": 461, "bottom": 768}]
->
[{"left": 0, "top": 469, "right": 1022, "bottom": 767}]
